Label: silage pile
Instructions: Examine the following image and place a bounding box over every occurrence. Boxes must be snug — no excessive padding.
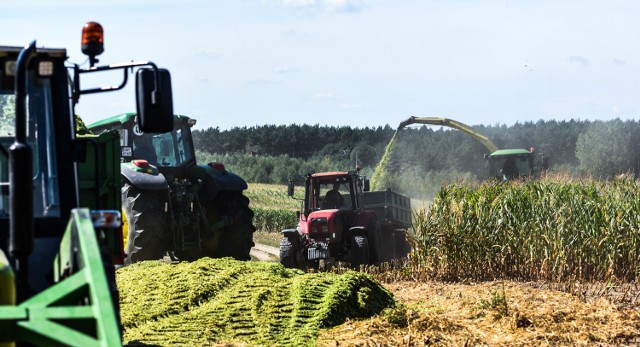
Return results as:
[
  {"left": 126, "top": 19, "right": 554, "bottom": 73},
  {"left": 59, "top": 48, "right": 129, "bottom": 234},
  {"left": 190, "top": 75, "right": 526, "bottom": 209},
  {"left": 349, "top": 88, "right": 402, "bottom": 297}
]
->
[{"left": 117, "top": 258, "right": 395, "bottom": 346}]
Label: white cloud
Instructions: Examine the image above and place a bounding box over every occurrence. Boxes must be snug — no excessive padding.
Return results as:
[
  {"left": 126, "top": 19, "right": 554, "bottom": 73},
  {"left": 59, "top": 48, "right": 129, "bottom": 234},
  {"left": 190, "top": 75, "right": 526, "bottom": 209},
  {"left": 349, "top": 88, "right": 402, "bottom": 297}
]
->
[
  {"left": 611, "top": 105, "right": 620, "bottom": 114},
  {"left": 281, "top": 0, "right": 315, "bottom": 8},
  {"left": 274, "top": 65, "right": 299, "bottom": 74},
  {"left": 312, "top": 92, "right": 335, "bottom": 99},
  {"left": 340, "top": 103, "right": 361, "bottom": 109},
  {"left": 279, "top": 0, "right": 363, "bottom": 12},
  {"left": 246, "top": 79, "right": 282, "bottom": 85},
  {"left": 325, "top": 0, "right": 363, "bottom": 12},
  {"left": 569, "top": 55, "right": 589, "bottom": 66}
]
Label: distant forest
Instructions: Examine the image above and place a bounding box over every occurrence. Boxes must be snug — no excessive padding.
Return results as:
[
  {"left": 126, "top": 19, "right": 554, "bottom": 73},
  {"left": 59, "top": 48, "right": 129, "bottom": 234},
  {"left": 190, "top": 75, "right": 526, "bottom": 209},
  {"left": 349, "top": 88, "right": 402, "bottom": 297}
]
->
[{"left": 193, "top": 119, "right": 640, "bottom": 199}]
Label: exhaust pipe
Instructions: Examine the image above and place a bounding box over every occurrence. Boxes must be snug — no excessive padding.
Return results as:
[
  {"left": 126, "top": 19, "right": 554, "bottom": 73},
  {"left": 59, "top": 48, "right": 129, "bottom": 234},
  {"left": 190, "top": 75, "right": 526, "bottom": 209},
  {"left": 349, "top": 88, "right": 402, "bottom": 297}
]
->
[{"left": 10, "top": 41, "right": 36, "bottom": 301}]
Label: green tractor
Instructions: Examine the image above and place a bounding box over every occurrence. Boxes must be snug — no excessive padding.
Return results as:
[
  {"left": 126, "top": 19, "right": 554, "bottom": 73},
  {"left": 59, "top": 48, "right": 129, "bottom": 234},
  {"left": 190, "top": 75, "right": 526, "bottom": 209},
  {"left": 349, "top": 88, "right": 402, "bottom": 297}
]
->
[
  {"left": 0, "top": 22, "right": 173, "bottom": 346},
  {"left": 398, "top": 116, "right": 550, "bottom": 181},
  {"left": 485, "top": 148, "right": 550, "bottom": 181},
  {"left": 88, "top": 113, "right": 255, "bottom": 264}
]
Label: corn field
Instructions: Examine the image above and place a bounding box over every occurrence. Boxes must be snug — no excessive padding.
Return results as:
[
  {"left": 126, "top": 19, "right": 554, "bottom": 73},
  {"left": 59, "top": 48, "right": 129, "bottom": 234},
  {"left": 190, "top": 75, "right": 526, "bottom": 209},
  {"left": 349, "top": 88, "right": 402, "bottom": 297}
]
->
[
  {"left": 246, "top": 183, "right": 299, "bottom": 232},
  {"left": 253, "top": 207, "right": 298, "bottom": 233},
  {"left": 410, "top": 176, "right": 640, "bottom": 282}
]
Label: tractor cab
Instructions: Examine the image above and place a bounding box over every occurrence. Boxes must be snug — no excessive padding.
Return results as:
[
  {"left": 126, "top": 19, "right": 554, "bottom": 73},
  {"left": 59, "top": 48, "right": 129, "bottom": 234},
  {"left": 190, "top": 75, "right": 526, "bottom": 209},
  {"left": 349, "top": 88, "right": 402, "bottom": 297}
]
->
[
  {"left": 0, "top": 48, "right": 69, "bottom": 222},
  {"left": 487, "top": 149, "right": 533, "bottom": 180},
  {"left": 486, "top": 148, "right": 549, "bottom": 181},
  {"left": 310, "top": 173, "right": 356, "bottom": 212},
  {"left": 288, "top": 170, "right": 373, "bottom": 245},
  {"left": 298, "top": 171, "right": 369, "bottom": 217},
  {"left": 90, "top": 113, "right": 197, "bottom": 178},
  {"left": 0, "top": 47, "right": 79, "bottom": 290}
]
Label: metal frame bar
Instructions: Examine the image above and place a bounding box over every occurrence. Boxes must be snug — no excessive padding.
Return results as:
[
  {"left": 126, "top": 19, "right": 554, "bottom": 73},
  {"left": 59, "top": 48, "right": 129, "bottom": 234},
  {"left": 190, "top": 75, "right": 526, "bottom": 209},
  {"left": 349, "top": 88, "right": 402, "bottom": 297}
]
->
[
  {"left": 0, "top": 208, "right": 122, "bottom": 347},
  {"left": 72, "top": 61, "right": 158, "bottom": 105}
]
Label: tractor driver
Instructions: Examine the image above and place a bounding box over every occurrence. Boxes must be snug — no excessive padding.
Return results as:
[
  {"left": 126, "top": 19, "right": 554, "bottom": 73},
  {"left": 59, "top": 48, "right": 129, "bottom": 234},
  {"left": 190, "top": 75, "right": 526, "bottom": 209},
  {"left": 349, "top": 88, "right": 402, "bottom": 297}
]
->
[{"left": 323, "top": 183, "right": 344, "bottom": 209}]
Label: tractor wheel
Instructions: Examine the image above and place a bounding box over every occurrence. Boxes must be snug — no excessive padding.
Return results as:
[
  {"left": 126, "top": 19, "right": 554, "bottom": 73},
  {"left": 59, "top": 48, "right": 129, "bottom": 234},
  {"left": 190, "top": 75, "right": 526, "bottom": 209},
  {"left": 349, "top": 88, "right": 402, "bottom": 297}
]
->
[
  {"left": 122, "top": 183, "right": 168, "bottom": 264},
  {"left": 210, "top": 191, "right": 256, "bottom": 261},
  {"left": 348, "top": 235, "right": 370, "bottom": 268},
  {"left": 279, "top": 237, "right": 297, "bottom": 268}
]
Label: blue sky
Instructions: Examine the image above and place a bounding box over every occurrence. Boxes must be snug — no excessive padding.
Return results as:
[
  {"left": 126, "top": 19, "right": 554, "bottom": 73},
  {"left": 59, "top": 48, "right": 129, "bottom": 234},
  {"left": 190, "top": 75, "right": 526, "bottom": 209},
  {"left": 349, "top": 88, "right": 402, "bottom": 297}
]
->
[{"left": 2, "top": 1, "right": 639, "bottom": 130}]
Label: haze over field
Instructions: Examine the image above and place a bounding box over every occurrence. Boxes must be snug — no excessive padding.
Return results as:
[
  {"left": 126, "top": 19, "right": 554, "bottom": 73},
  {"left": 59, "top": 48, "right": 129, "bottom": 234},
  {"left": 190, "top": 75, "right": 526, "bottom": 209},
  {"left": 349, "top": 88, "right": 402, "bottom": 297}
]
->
[{"left": 3, "top": 0, "right": 639, "bottom": 130}]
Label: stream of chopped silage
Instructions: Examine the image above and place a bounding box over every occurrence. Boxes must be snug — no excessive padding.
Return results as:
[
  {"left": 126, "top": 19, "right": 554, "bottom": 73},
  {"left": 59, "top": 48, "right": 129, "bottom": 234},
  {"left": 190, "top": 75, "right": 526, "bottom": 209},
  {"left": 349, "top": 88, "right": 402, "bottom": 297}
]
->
[{"left": 117, "top": 258, "right": 395, "bottom": 346}]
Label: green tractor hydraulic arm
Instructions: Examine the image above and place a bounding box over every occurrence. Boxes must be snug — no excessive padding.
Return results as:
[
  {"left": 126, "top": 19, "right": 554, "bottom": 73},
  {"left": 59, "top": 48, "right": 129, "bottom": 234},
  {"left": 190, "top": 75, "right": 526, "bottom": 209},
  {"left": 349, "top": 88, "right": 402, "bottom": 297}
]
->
[
  {"left": 0, "top": 209, "right": 122, "bottom": 347},
  {"left": 397, "top": 116, "right": 499, "bottom": 153}
]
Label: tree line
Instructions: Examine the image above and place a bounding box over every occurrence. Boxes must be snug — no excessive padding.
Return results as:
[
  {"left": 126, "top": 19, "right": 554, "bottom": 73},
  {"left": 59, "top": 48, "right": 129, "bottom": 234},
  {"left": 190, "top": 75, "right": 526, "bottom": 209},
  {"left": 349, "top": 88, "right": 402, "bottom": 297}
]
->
[{"left": 193, "top": 119, "right": 640, "bottom": 198}]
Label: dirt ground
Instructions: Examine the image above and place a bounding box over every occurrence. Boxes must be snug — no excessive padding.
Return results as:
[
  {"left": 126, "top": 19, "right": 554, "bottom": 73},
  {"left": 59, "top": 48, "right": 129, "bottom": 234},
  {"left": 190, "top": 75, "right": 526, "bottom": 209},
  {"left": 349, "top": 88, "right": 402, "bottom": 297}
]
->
[{"left": 316, "top": 280, "right": 640, "bottom": 346}]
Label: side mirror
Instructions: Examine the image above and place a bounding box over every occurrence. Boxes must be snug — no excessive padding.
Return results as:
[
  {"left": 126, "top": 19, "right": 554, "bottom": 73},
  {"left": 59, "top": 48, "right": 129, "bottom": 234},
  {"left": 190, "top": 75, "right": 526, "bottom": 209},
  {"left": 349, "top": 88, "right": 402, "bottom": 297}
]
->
[
  {"left": 287, "top": 180, "right": 294, "bottom": 196},
  {"left": 136, "top": 68, "right": 174, "bottom": 133},
  {"left": 363, "top": 179, "right": 370, "bottom": 192}
]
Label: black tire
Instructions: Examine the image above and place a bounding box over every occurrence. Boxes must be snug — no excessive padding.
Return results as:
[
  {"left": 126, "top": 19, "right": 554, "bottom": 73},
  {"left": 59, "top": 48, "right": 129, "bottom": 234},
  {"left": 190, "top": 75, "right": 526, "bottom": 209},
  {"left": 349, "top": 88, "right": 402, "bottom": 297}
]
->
[
  {"left": 348, "top": 235, "right": 370, "bottom": 268},
  {"left": 210, "top": 191, "right": 256, "bottom": 261},
  {"left": 122, "top": 183, "right": 168, "bottom": 264},
  {"left": 279, "top": 237, "right": 298, "bottom": 268}
]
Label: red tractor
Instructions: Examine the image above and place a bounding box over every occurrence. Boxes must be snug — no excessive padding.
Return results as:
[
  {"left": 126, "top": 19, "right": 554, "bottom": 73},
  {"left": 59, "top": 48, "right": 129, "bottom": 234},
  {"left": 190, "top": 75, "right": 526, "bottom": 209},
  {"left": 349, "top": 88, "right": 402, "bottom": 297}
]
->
[{"left": 280, "top": 170, "right": 412, "bottom": 270}]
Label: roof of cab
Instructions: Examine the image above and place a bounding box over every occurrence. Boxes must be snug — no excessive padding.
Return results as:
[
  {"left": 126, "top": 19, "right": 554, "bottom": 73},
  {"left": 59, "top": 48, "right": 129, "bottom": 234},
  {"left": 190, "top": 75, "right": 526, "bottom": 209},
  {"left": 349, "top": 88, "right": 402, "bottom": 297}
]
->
[{"left": 87, "top": 113, "right": 191, "bottom": 129}]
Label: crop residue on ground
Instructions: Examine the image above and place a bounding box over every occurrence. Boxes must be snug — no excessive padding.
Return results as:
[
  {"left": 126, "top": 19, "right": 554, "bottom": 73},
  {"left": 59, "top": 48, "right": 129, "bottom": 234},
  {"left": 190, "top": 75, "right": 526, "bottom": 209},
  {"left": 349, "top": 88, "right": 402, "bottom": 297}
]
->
[
  {"left": 117, "top": 258, "right": 395, "bottom": 346},
  {"left": 317, "top": 281, "right": 640, "bottom": 346}
]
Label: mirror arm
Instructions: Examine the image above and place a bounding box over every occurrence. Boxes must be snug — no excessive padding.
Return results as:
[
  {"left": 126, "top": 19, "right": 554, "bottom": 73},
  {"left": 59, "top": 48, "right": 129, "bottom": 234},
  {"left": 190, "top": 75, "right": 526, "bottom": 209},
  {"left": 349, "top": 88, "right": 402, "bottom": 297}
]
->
[{"left": 72, "top": 60, "right": 160, "bottom": 100}]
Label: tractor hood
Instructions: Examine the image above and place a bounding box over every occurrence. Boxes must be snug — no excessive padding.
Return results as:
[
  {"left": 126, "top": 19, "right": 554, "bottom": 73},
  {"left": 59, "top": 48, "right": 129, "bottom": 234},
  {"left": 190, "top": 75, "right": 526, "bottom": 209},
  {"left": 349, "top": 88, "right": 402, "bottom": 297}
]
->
[{"left": 300, "top": 209, "right": 342, "bottom": 239}]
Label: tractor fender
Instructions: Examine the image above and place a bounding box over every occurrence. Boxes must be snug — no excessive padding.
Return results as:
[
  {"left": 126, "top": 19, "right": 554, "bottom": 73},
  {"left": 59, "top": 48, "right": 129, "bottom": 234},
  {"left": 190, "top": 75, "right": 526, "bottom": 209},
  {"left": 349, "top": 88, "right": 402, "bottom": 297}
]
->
[
  {"left": 347, "top": 226, "right": 368, "bottom": 238},
  {"left": 192, "top": 164, "right": 248, "bottom": 201},
  {"left": 345, "top": 227, "right": 368, "bottom": 254},
  {"left": 281, "top": 228, "right": 299, "bottom": 237},
  {"left": 121, "top": 163, "right": 168, "bottom": 191}
]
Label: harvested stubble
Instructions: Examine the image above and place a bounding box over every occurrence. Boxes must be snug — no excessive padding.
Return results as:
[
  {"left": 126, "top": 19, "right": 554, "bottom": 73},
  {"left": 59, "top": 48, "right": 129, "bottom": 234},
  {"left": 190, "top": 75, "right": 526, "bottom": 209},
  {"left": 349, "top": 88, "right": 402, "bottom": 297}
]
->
[
  {"left": 117, "top": 258, "right": 395, "bottom": 346},
  {"left": 317, "top": 281, "right": 640, "bottom": 346}
]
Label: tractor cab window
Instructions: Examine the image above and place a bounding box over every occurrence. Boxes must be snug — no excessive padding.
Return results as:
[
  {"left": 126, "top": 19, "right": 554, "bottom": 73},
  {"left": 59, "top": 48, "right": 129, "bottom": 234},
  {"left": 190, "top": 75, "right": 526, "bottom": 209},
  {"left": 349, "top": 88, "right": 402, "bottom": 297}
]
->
[
  {"left": 0, "top": 74, "right": 60, "bottom": 219},
  {"left": 317, "top": 180, "right": 352, "bottom": 210},
  {"left": 0, "top": 93, "right": 11, "bottom": 216},
  {"left": 132, "top": 122, "right": 193, "bottom": 167},
  {"left": 492, "top": 155, "right": 532, "bottom": 180}
]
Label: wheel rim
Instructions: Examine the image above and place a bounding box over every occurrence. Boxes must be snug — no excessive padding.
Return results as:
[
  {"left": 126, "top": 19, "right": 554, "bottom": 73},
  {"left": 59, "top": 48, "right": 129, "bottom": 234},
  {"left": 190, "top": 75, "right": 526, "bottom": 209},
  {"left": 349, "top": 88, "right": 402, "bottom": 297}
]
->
[{"left": 121, "top": 207, "right": 128, "bottom": 249}]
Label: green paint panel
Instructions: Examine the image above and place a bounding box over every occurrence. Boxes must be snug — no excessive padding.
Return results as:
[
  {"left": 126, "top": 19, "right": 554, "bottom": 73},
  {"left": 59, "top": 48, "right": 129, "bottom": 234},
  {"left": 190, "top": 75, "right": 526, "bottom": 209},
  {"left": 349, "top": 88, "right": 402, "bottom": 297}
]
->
[{"left": 490, "top": 149, "right": 532, "bottom": 157}]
